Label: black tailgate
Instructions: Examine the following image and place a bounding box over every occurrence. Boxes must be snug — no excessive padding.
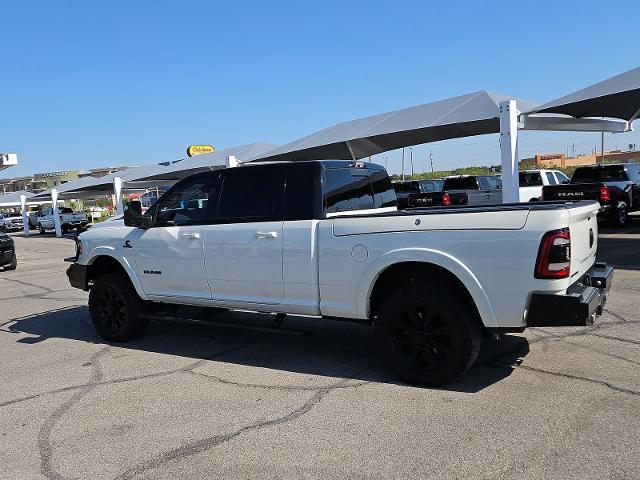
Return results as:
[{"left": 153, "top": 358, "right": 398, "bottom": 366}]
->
[{"left": 543, "top": 183, "right": 601, "bottom": 202}]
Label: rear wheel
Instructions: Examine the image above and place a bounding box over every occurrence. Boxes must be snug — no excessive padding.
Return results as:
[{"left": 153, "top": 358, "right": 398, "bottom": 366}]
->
[
  {"left": 89, "top": 273, "right": 148, "bottom": 341},
  {"left": 4, "top": 252, "right": 17, "bottom": 270},
  {"left": 376, "top": 283, "right": 482, "bottom": 386},
  {"left": 611, "top": 201, "right": 628, "bottom": 228}
]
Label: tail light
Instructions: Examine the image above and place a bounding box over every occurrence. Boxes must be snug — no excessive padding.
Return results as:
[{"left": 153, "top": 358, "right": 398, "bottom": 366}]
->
[
  {"left": 599, "top": 185, "right": 610, "bottom": 202},
  {"left": 442, "top": 193, "right": 451, "bottom": 206},
  {"left": 535, "top": 228, "right": 571, "bottom": 279}
]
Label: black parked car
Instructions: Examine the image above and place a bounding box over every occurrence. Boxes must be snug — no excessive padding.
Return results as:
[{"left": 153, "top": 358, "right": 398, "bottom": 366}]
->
[
  {"left": 392, "top": 180, "right": 446, "bottom": 208},
  {"left": 0, "top": 232, "right": 17, "bottom": 271},
  {"left": 542, "top": 163, "right": 640, "bottom": 227}
]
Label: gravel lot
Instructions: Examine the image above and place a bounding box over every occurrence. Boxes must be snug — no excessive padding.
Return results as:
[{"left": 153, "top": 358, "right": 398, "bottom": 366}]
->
[{"left": 1, "top": 219, "right": 639, "bottom": 479}]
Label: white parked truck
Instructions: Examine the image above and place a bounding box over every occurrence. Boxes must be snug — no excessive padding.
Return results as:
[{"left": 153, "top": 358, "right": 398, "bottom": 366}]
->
[
  {"left": 66, "top": 160, "right": 613, "bottom": 386},
  {"left": 519, "top": 169, "right": 570, "bottom": 202},
  {"left": 37, "top": 207, "right": 88, "bottom": 234}
]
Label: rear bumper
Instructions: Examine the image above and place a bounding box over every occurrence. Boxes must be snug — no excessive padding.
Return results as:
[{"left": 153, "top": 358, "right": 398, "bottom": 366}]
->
[
  {"left": 66, "top": 263, "right": 88, "bottom": 290},
  {"left": 526, "top": 263, "right": 614, "bottom": 327}
]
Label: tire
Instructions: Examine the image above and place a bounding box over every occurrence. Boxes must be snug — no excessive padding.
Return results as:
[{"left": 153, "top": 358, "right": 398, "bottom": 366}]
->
[
  {"left": 611, "top": 201, "right": 628, "bottom": 228},
  {"left": 376, "top": 283, "right": 482, "bottom": 386},
  {"left": 0, "top": 225, "right": 6, "bottom": 233},
  {"left": 89, "top": 273, "right": 149, "bottom": 341},
  {"left": 3, "top": 252, "right": 17, "bottom": 271},
  {"left": 38, "top": 224, "right": 46, "bottom": 234},
  {"left": 61, "top": 225, "right": 68, "bottom": 234}
]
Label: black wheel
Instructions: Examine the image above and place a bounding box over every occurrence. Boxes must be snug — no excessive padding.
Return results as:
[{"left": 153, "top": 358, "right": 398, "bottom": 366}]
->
[
  {"left": 611, "top": 202, "right": 628, "bottom": 228},
  {"left": 0, "top": 225, "right": 6, "bottom": 233},
  {"left": 89, "top": 273, "right": 148, "bottom": 341},
  {"left": 4, "top": 252, "right": 17, "bottom": 271},
  {"left": 376, "top": 284, "right": 482, "bottom": 386},
  {"left": 61, "top": 225, "right": 68, "bottom": 234},
  {"left": 38, "top": 224, "right": 46, "bottom": 234}
]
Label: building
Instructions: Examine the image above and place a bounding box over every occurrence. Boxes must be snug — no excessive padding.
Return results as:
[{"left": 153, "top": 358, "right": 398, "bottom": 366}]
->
[
  {"left": 520, "top": 150, "right": 640, "bottom": 169},
  {"left": 0, "top": 166, "right": 134, "bottom": 194}
]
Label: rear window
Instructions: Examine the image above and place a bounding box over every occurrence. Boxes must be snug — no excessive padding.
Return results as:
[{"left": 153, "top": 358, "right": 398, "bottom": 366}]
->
[
  {"left": 370, "top": 170, "right": 397, "bottom": 208},
  {"left": 571, "top": 165, "right": 629, "bottom": 183},
  {"left": 419, "top": 180, "right": 443, "bottom": 192},
  {"left": 392, "top": 182, "right": 421, "bottom": 194},
  {"left": 60, "top": 208, "right": 74, "bottom": 213},
  {"left": 443, "top": 176, "right": 478, "bottom": 190},
  {"left": 324, "top": 168, "right": 375, "bottom": 214},
  {"left": 519, "top": 172, "right": 542, "bottom": 186}
]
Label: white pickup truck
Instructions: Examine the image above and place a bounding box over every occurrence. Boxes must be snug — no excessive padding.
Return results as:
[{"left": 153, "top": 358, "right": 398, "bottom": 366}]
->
[
  {"left": 37, "top": 207, "right": 88, "bottom": 234},
  {"left": 519, "top": 169, "right": 570, "bottom": 202},
  {"left": 66, "top": 160, "right": 613, "bottom": 386}
]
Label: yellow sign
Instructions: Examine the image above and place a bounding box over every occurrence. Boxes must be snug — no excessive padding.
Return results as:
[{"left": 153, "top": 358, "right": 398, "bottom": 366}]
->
[{"left": 186, "top": 145, "right": 215, "bottom": 157}]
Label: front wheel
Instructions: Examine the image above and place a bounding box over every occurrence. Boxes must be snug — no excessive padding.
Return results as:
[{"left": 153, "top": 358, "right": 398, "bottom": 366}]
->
[
  {"left": 611, "top": 201, "right": 628, "bottom": 228},
  {"left": 376, "top": 284, "right": 482, "bottom": 386},
  {"left": 89, "top": 273, "right": 148, "bottom": 341}
]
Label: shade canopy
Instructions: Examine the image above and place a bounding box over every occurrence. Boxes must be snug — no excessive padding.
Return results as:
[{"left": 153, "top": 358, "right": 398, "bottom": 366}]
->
[
  {"left": 525, "top": 66, "right": 640, "bottom": 121},
  {"left": 123, "top": 141, "right": 277, "bottom": 182},
  {"left": 30, "top": 170, "right": 138, "bottom": 200},
  {"left": 252, "top": 91, "right": 538, "bottom": 162},
  {"left": 29, "top": 142, "right": 278, "bottom": 200},
  {"left": 0, "top": 190, "right": 35, "bottom": 207}
]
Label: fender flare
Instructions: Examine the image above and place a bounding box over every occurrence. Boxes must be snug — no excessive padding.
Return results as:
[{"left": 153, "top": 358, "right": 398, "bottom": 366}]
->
[
  {"left": 357, "top": 248, "right": 499, "bottom": 328},
  {"left": 86, "top": 247, "right": 148, "bottom": 300}
]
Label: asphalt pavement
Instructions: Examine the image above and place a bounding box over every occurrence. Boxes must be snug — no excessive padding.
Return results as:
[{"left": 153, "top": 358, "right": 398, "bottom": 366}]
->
[{"left": 1, "top": 218, "right": 639, "bottom": 479}]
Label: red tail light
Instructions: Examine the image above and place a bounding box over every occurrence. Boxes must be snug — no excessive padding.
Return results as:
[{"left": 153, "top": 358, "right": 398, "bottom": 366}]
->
[
  {"left": 442, "top": 193, "right": 451, "bottom": 206},
  {"left": 599, "top": 185, "right": 610, "bottom": 202},
  {"left": 535, "top": 228, "right": 571, "bottom": 279}
]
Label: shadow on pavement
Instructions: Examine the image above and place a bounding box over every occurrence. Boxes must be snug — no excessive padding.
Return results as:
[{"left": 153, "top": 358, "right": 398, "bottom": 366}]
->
[
  {"left": 597, "top": 215, "right": 640, "bottom": 270},
  {"left": 4, "top": 305, "right": 528, "bottom": 393}
]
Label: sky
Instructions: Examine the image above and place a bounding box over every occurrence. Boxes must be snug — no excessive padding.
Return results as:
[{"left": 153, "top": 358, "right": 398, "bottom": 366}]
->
[{"left": 1, "top": 0, "right": 640, "bottom": 178}]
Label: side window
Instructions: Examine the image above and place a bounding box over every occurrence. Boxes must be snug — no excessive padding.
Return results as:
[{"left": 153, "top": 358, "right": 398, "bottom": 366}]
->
[
  {"left": 369, "top": 170, "right": 397, "bottom": 208},
  {"left": 546, "top": 172, "right": 558, "bottom": 185},
  {"left": 284, "top": 163, "right": 322, "bottom": 221},
  {"left": 324, "top": 168, "right": 375, "bottom": 214},
  {"left": 555, "top": 171, "right": 569, "bottom": 184},
  {"left": 626, "top": 166, "right": 640, "bottom": 182},
  {"left": 218, "top": 169, "right": 284, "bottom": 222},
  {"left": 154, "top": 175, "right": 217, "bottom": 226}
]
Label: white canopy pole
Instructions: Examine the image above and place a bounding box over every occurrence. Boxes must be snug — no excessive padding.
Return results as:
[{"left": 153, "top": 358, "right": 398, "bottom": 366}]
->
[
  {"left": 113, "top": 177, "right": 124, "bottom": 215},
  {"left": 20, "top": 194, "right": 30, "bottom": 236},
  {"left": 499, "top": 100, "right": 520, "bottom": 204},
  {"left": 226, "top": 155, "right": 238, "bottom": 168},
  {"left": 51, "top": 188, "right": 62, "bottom": 237}
]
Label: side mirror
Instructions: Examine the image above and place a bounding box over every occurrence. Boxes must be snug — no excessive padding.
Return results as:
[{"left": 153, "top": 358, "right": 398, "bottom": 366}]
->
[{"left": 124, "top": 201, "right": 152, "bottom": 229}]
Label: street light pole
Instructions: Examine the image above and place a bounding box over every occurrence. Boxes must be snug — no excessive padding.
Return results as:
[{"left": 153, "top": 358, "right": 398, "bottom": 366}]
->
[
  {"left": 409, "top": 147, "right": 414, "bottom": 179},
  {"left": 429, "top": 151, "right": 434, "bottom": 173},
  {"left": 401, "top": 148, "right": 405, "bottom": 182}
]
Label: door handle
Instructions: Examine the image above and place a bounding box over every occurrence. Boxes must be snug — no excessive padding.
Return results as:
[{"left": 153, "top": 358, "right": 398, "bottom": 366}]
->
[
  {"left": 256, "top": 231, "right": 277, "bottom": 239},
  {"left": 182, "top": 233, "right": 200, "bottom": 240}
]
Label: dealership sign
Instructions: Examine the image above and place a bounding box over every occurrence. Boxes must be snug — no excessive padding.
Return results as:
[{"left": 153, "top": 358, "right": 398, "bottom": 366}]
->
[{"left": 186, "top": 145, "right": 215, "bottom": 157}]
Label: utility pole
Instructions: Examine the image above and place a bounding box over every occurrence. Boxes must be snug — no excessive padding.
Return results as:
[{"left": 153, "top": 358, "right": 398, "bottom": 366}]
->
[
  {"left": 430, "top": 151, "right": 434, "bottom": 173},
  {"left": 401, "top": 147, "right": 405, "bottom": 182},
  {"left": 600, "top": 132, "right": 605, "bottom": 165},
  {"left": 409, "top": 147, "right": 414, "bottom": 179}
]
